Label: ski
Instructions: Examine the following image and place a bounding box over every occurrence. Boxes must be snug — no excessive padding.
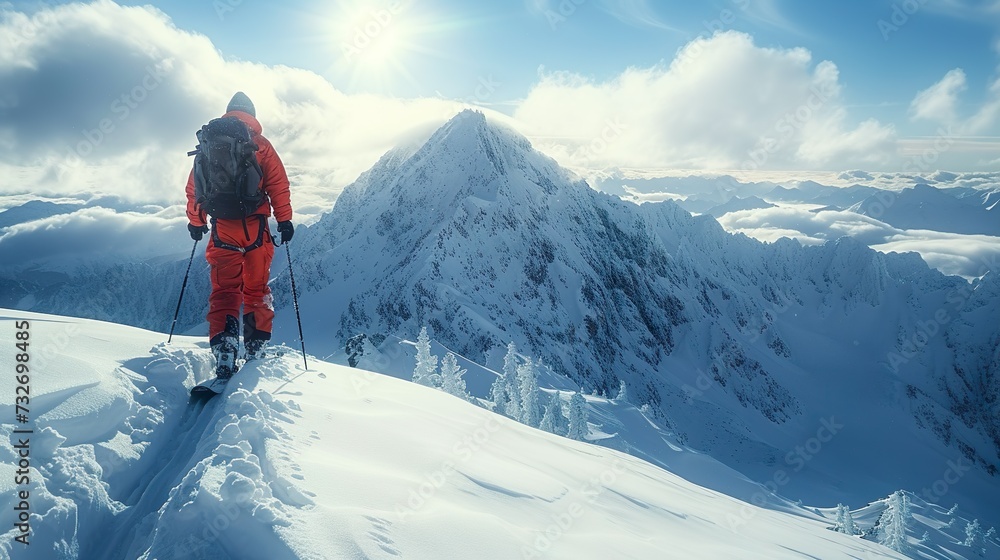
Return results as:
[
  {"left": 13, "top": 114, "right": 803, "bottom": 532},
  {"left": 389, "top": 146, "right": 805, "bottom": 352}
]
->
[
  {"left": 191, "top": 376, "right": 229, "bottom": 398},
  {"left": 190, "top": 350, "right": 286, "bottom": 399}
]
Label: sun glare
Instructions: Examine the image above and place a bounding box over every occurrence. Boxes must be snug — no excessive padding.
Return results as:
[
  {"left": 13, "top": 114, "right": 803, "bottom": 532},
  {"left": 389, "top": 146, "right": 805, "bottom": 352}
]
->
[{"left": 331, "top": 0, "right": 422, "bottom": 91}]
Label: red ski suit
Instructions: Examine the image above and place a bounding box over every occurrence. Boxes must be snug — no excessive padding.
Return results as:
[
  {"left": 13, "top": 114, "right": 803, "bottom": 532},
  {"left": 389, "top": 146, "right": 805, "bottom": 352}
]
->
[{"left": 185, "top": 110, "right": 293, "bottom": 341}]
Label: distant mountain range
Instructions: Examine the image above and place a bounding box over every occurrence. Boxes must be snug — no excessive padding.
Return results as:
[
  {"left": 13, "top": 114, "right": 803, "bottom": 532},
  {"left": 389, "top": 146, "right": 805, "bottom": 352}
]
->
[{"left": 849, "top": 183, "right": 1000, "bottom": 236}]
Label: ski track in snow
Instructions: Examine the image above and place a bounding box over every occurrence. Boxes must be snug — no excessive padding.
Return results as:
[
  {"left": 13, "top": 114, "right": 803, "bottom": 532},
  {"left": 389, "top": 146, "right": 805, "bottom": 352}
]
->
[
  {"left": 118, "top": 349, "right": 305, "bottom": 560},
  {"left": 98, "top": 391, "right": 216, "bottom": 559}
]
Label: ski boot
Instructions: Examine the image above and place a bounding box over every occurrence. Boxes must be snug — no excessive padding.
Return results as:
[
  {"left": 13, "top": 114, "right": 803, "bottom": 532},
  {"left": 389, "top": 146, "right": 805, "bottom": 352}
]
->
[
  {"left": 244, "top": 337, "right": 267, "bottom": 362},
  {"left": 242, "top": 311, "right": 270, "bottom": 362},
  {"left": 210, "top": 315, "right": 240, "bottom": 379}
]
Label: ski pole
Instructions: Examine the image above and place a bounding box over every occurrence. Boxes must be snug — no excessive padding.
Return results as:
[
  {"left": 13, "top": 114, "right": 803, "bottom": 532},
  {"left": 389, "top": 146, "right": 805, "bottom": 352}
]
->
[
  {"left": 168, "top": 239, "right": 199, "bottom": 343},
  {"left": 285, "top": 242, "right": 308, "bottom": 370}
]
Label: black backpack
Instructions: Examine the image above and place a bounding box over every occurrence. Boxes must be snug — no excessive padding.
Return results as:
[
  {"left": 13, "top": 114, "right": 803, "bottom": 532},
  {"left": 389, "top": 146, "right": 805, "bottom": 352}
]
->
[{"left": 188, "top": 117, "right": 265, "bottom": 220}]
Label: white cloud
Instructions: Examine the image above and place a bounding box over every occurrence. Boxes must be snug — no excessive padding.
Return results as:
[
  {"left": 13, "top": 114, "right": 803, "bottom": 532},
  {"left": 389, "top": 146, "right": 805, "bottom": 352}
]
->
[
  {"left": 873, "top": 231, "right": 1000, "bottom": 279},
  {"left": 719, "top": 206, "right": 899, "bottom": 246},
  {"left": 0, "top": 207, "right": 192, "bottom": 272},
  {"left": 910, "top": 68, "right": 1000, "bottom": 136},
  {"left": 716, "top": 204, "right": 1000, "bottom": 279},
  {"left": 0, "top": 1, "right": 473, "bottom": 213},
  {"left": 910, "top": 69, "right": 967, "bottom": 124},
  {"left": 514, "top": 31, "right": 897, "bottom": 172}
]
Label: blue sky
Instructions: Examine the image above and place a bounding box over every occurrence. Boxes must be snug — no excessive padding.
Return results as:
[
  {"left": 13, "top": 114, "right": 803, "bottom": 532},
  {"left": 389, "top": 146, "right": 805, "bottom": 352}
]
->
[
  {"left": 1, "top": 0, "right": 999, "bottom": 183},
  {"left": 127, "top": 0, "right": 1000, "bottom": 135}
]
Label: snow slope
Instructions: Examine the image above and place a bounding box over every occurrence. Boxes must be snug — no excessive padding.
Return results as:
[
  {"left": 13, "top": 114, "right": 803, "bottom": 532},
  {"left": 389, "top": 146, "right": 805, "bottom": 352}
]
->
[{"left": 0, "top": 310, "right": 967, "bottom": 560}]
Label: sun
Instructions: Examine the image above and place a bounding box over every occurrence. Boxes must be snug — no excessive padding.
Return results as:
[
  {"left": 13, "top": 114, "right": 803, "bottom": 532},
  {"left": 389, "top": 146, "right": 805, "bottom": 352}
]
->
[
  {"left": 331, "top": 0, "right": 421, "bottom": 91},
  {"left": 339, "top": 7, "right": 406, "bottom": 65}
]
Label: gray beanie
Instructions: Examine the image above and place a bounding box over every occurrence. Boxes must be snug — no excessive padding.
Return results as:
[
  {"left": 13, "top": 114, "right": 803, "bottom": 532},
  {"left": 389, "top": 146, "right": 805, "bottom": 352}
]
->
[{"left": 226, "top": 91, "right": 256, "bottom": 117}]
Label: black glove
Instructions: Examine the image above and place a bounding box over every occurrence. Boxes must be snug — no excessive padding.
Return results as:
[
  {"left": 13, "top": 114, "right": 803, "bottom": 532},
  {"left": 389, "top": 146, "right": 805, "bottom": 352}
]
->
[
  {"left": 188, "top": 223, "right": 209, "bottom": 241},
  {"left": 277, "top": 221, "right": 294, "bottom": 244}
]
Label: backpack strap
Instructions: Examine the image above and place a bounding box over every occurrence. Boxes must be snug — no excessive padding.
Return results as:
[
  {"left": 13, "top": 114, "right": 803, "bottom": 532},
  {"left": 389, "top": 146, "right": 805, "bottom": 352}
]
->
[{"left": 211, "top": 215, "right": 268, "bottom": 253}]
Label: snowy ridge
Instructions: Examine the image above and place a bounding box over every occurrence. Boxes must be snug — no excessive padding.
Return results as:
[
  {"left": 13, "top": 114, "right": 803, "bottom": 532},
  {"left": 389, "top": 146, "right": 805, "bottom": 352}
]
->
[{"left": 3, "top": 310, "right": 966, "bottom": 559}]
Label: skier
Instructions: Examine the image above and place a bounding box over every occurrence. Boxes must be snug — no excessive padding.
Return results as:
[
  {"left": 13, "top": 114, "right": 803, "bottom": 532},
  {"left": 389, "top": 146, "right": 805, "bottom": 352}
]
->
[{"left": 185, "top": 92, "right": 294, "bottom": 381}]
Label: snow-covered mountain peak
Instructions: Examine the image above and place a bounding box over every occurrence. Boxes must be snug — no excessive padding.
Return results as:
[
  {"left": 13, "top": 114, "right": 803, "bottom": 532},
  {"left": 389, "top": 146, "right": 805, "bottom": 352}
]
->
[
  {"left": 322, "top": 110, "right": 572, "bottom": 224},
  {"left": 420, "top": 109, "right": 536, "bottom": 166}
]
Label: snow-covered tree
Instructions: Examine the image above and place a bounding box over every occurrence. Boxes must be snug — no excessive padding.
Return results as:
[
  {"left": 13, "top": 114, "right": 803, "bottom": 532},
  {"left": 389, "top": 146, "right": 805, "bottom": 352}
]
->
[
  {"left": 944, "top": 503, "right": 959, "bottom": 528},
  {"left": 876, "top": 490, "right": 911, "bottom": 553},
  {"left": 613, "top": 379, "right": 628, "bottom": 403},
  {"left": 518, "top": 359, "right": 541, "bottom": 427},
  {"left": 489, "top": 372, "right": 507, "bottom": 413},
  {"left": 834, "top": 504, "right": 858, "bottom": 535},
  {"left": 498, "top": 342, "right": 522, "bottom": 419},
  {"left": 412, "top": 326, "right": 439, "bottom": 387},
  {"left": 567, "top": 390, "right": 588, "bottom": 441},
  {"left": 440, "top": 352, "right": 469, "bottom": 401},
  {"left": 965, "top": 519, "right": 985, "bottom": 554},
  {"left": 539, "top": 393, "right": 567, "bottom": 436}
]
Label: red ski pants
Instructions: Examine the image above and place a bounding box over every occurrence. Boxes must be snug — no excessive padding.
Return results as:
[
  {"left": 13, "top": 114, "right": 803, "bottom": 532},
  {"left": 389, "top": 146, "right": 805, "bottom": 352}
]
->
[{"left": 206, "top": 216, "right": 274, "bottom": 340}]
